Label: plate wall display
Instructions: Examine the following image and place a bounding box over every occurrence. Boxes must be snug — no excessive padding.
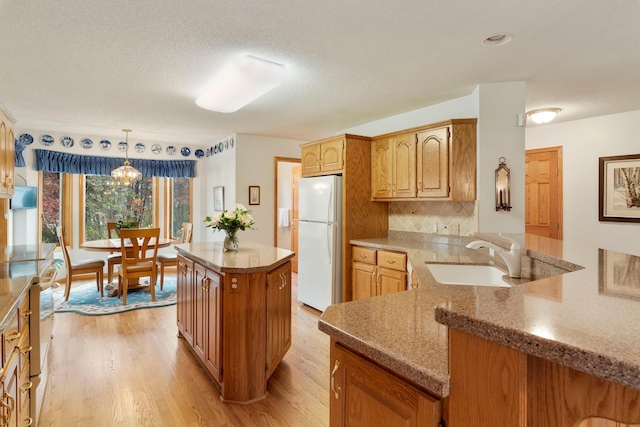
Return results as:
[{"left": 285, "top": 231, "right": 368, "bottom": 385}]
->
[
  {"left": 18, "top": 133, "right": 34, "bottom": 145},
  {"left": 135, "top": 143, "right": 145, "bottom": 153},
  {"left": 80, "top": 138, "right": 93, "bottom": 149},
  {"left": 195, "top": 149, "right": 204, "bottom": 158},
  {"left": 181, "top": 147, "right": 191, "bottom": 157},
  {"left": 40, "top": 134, "right": 55, "bottom": 146},
  {"left": 151, "top": 144, "right": 162, "bottom": 154},
  {"left": 229, "top": 137, "right": 234, "bottom": 147},
  {"left": 118, "top": 141, "right": 128, "bottom": 151},
  {"left": 224, "top": 140, "right": 228, "bottom": 149},
  {"left": 218, "top": 142, "right": 223, "bottom": 153},
  {"left": 166, "top": 145, "right": 176, "bottom": 155},
  {"left": 60, "top": 136, "right": 75, "bottom": 148},
  {"left": 213, "top": 144, "right": 218, "bottom": 154},
  {"left": 99, "top": 140, "right": 112, "bottom": 150}
]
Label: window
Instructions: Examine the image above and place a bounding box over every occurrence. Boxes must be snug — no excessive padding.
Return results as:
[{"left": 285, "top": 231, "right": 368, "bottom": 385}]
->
[
  {"left": 83, "top": 176, "right": 154, "bottom": 241},
  {"left": 169, "top": 177, "right": 192, "bottom": 238},
  {"left": 40, "top": 171, "right": 61, "bottom": 244}
]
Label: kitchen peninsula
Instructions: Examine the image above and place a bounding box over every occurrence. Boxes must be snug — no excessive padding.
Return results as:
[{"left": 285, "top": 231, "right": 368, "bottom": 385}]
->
[
  {"left": 319, "top": 232, "right": 640, "bottom": 426},
  {"left": 174, "top": 241, "right": 294, "bottom": 404}
]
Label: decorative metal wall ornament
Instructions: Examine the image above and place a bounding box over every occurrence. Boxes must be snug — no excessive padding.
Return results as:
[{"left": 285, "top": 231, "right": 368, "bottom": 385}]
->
[{"left": 495, "top": 157, "right": 512, "bottom": 211}]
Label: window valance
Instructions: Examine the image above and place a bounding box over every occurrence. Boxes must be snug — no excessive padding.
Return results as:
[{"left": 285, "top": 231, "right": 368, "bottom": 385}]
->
[{"left": 34, "top": 149, "right": 196, "bottom": 178}]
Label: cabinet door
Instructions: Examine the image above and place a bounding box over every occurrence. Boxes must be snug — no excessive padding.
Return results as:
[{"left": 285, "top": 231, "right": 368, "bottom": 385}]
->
[
  {"left": 321, "top": 138, "right": 344, "bottom": 173},
  {"left": 266, "top": 262, "right": 292, "bottom": 378},
  {"left": 371, "top": 138, "right": 393, "bottom": 199},
  {"left": 377, "top": 267, "right": 407, "bottom": 296},
  {"left": 0, "top": 121, "right": 7, "bottom": 197},
  {"left": 301, "top": 144, "right": 321, "bottom": 176},
  {"left": 330, "top": 340, "right": 442, "bottom": 427},
  {"left": 352, "top": 262, "right": 376, "bottom": 301},
  {"left": 392, "top": 133, "right": 417, "bottom": 198},
  {"left": 193, "top": 263, "right": 207, "bottom": 363},
  {"left": 416, "top": 127, "right": 449, "bottom": 198},
  {"left": 0, "top": 350, "right": 20, "bottom": 427},
  {"left": 176, "top": 256, "right": 194, "bottom": 345},
  {"left": 203, "top": 270, "right": 222, "bottom": 382}
]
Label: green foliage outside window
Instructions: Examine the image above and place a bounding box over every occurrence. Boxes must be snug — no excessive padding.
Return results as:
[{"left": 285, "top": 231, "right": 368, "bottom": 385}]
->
[
  {"left": 41, "top": 171, "right": 60, "bottom": 244},
  {"left": 172, "top": 177, "right": 191, "bottom": 238}
]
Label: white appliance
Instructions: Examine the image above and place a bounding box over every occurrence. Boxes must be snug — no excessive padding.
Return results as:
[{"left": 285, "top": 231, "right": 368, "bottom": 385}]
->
[{"left": 298, "top": 175, "right": 342, "bottom": 312}]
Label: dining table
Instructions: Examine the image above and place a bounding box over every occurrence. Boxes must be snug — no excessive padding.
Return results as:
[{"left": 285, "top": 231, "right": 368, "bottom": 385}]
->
[{"left": 83, "top": 237, "right": 175, "bottom": 296}]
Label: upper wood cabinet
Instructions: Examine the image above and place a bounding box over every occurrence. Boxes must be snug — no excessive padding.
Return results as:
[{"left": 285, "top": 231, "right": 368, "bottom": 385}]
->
[
  {"left": 0, "top": 102, "right": 16, "bottom": 199},
  {"left": 371, "top": 119, "right": 477, "bottom": 201},
  {"left": 300, "top": 135, "right": 346, "bottom": 177}
]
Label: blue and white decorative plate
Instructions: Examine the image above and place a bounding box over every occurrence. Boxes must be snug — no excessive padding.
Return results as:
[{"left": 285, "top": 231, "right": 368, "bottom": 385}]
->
[
  {"left": 18, "top": 133, "right": 34, "bottom": 145},
  {"left": 99, "top": 140, "right": 111, "bottom": 150},
  {"left": 195, "top": 149, "right": 204, "bottom": 158},
  {"left": 218, "top": 142, "right": 223, "bottom": 153},
  {"left": 118, "top": 141, "right": 127, "bottom": 152},
  {"left": 40, "top": 134, "right": 55, "bottom": 146},
  {"left": 135, "top": 143, "right": 145, "bottom": 153},
  {"left": 180, "top": 147, "right": 190, "bottom": 157},
  {"left": 166, "top": 146, "right": 176, "bottom": 155},
  {"left": 80, "top": 138, "right": 93, "bottom": 149},
  {"left": 60, "top": 136, "right": 74, "bottom": 148},
  {"left": 213, "top": 144, "right": 218, "bottom": 154},
  {"left": 229, "top": 137, "right": 234, "bottom": 147},
  {"left": 151, "top": 144, "right": 162, "bottom": 154},
  {"left": 224, "top": 140, "right": 229, "bottom": 149}
]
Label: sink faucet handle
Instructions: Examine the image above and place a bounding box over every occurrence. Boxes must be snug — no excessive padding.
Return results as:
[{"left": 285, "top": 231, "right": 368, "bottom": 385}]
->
[{"left": 498, "top": 233, "right": 520, "bottom": 251}]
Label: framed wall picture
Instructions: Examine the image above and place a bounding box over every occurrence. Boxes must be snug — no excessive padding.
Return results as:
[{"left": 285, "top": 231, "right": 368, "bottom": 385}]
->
[
  {"left": 213, "top": 186, "right": 224, "bottom": 211},
  {"left": 599, "top": 154, "right": 640, "bottom": 222},
  {"left": 249, "top": 186, "right": 260, "bottom": 205}
]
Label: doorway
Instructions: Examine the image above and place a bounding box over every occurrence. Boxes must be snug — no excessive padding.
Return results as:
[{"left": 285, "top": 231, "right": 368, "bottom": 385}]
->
[
  {"left": 274, "top": 157, "right": 301, "bottom": 271},
  {"left": 525, "top": 146, "right": 563, "bottom": 239}
]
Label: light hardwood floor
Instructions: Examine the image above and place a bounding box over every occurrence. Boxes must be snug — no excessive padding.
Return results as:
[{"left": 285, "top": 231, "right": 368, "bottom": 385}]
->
[{"left": 39, "top": 273, "right": 330, "bottom": 426}]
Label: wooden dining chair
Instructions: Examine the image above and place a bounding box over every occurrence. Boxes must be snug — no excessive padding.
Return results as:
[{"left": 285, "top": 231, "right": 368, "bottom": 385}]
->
[
  {"left": 56, "top": 226, "right": 105, "bottom": 301},
  {"left": 106, "top": 221, "right": 139, "bottom": 283},
  {"left": 116, "top": 227, "right": 160, "bottom": 305},
  {"left": 157, "top": 222, "right": 193, "bottom": 289}
]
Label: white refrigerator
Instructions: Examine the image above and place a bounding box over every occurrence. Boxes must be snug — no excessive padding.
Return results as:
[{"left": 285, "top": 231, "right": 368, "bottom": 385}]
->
[{"left": 298, "top": 175, "right": 342, "bottom": 312}]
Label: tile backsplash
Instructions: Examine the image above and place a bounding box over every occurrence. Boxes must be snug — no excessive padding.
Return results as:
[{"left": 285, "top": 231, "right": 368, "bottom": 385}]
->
[{"left": 388, "top": 201, "right": 478, "bottom": 236}]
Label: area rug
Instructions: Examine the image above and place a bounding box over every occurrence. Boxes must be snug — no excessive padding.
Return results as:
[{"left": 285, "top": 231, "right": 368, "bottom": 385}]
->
[{"left": 53, "top": 278, "right": 177, "bottom": 316}]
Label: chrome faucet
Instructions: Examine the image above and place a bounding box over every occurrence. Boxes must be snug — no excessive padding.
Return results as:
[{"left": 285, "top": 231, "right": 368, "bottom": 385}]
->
[{"left": 466, "top": 235, "right": 522, "bottom": 278}]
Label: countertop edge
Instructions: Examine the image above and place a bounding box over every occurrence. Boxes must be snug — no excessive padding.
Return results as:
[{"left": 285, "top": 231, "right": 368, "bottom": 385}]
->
[
  {"left": 175, "top": 246, "right": 294, "bottom": 274},
  {"left": 0, "top": 276, "right": 33, "bottom": 329}
]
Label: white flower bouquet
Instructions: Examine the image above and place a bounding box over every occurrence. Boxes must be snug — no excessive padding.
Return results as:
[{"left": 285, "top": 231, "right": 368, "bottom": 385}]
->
[{"left": 204, "top": 204, "right": 255, "bottom": 238}]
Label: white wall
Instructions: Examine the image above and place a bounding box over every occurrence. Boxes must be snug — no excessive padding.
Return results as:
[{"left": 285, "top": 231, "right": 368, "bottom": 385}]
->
[{"left": 526, "top": 109, "right": 640, "bottom": 256}]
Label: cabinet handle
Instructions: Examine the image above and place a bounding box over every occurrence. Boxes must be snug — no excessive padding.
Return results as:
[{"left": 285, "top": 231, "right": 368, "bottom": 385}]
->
[
  {"left": 24, "top": 417, "right": 33, "bottom": 426},
  {"left": 5, "top": 331, "right": 21, "bottom": 343},
  {"left": 1, "top": 390, "right": 15, "bottom": 419},
  {"left": 330, "top": 360, "right": 341, "bottom": 399},
  {"left": 20, "top": 381, "right": 32, "bottom": 392},
  {"left": 386, "top": 259, "right": 396, "bottom": 264},
  {"left": 21, "top": 310, "right": 32, "bottom": 317},
  {"left": 20, "top": 345, "right": 32, "bottom": 355},
  {"left": 359, "top": 254, "right": 368, "bottom": 259}
]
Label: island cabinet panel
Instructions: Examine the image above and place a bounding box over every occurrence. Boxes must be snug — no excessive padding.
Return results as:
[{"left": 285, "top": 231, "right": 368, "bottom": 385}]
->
[
  {"left": 266, "top": 262, "right": 292, "bottom": 378},
  {"left": 330, "top": 339, "right": 442, "bottom": 427},
  {"left": 193, "top": 263, "right": 222, "bottom": 383},
  {"left": 176, "top": 256, "right": 194, "bottom": 346}
]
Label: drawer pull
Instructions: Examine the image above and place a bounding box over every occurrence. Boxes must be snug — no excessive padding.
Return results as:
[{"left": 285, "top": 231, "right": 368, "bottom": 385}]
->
[
  {"left": 20, "top": 345, "right": 32, "bottom": 355},
  {"left": 21, "top": 310, "right": 32, "bottom": 317},
  {"left": 359, "top": 254, "right": 368, "bottom": 259},
  {"left": 20, "top": 381, "right": 33, "bottom": 392},
  {"left": 386, "top": 259, "right": 396, "bottom": 264},
  {"left": 5, "top": 331, "right": 21, "bottom": 343},
  {"left": 24, "top": 417, "right": 33, "bottom": 426},
  {"left": 331, "top": 360, "right": 341, "bottom": 399}
]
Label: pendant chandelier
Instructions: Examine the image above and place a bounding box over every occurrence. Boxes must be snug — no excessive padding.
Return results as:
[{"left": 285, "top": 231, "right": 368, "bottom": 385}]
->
[{"left": 111, "top": 128, "right": 142, "bottom": 186}]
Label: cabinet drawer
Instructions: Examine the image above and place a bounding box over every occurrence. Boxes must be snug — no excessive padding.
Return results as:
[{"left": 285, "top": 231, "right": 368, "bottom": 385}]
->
[
  {"left": 377, "top": 251, "right": 407, "bottom": 271},
  {"left": 18, "top": 295, "right": 30, "bottom": 331},
  {"left": 3, "top": 309, "right": 20, "bottom": 366},
  {"left": 352, "top": 246, "right": 376, "bottom": 265}
]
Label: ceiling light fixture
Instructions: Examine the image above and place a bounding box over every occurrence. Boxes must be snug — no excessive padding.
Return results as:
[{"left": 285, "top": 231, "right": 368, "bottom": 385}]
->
[
  {"left": 527, "top": 108, "right": 561, "bottom": 124},
  {"left": 481, "top": 33, "right": 513, "bottom": 47},
  {"left": 111, "top": 129, "right": 142, "bottom": 186},
  {"left": 195, "top": 55, "right": 288, "bottom": 113}
]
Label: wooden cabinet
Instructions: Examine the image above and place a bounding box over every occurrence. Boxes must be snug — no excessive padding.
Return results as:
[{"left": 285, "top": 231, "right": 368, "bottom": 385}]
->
[
  {"left": 371, "top": 119, "right": 476, "bottom": 201},
  {"left": 176, "top": 256, "right": 194, "bottom": 346},
  {"left": 0, "top": 102, "right": 16, "bottom": 199},
  {"left": 300, "top": 136, "right": 345, "bottom": 177},
  {"left": 371, "top": 133, "right": 416, "bottom": 199},
  {"left": 352, "top": 246, "right": 407, "bottom": 301},
  {"left": 330, "top": 338, "right": 442, "bottom": 427},
  {"left": 266, "top": 262, "right": 292, "bottom": 378},
  {"left": 193, "top": 263, "right": 222, "bottom": 383},
  {"left": 1, "top": 295, "right": 31, "bottom": 427}
]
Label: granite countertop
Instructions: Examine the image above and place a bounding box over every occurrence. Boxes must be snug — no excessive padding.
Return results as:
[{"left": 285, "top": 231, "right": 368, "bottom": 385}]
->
[
  {"left": 318, "top": 232, "right": 640, "bottom": 397},
  {"left": 0, "top": 276, "right": 33, "bottom": 330},
  {"left": 0, "top": 243, "right": 57, "bottom": 263},
  {"left": 175, "top": 241, "right": 295, "bottom": 274}
]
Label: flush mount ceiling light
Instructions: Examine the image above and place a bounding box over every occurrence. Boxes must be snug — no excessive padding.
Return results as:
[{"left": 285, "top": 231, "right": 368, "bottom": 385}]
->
[
  {"left": 527, "top": 108, "right": 561, "bottom": 124},
  {"left": 480, "top": 33, "right": 513, "bottom": 47},
  {"left": 195, "top": 55, "right": 288, "bottom": 113}
]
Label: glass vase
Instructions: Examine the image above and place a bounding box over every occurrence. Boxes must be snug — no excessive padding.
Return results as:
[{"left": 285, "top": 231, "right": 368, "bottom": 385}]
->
[{"left": 223, "top": 230, "right": 239, "bottom": 251}]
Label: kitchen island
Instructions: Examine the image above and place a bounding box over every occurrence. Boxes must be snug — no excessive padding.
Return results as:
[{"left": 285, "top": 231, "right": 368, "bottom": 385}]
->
[
  {"left": 174, "top": 241, "right": 294, "bottom": 404},
  {"left": 319, "top": 232, "right": 640, "bottom": 426}
]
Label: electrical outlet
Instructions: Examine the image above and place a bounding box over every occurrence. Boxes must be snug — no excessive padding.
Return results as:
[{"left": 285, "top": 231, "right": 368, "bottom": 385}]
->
[{"left": 448, "top": 223, "right": 460, "bottom": 235}]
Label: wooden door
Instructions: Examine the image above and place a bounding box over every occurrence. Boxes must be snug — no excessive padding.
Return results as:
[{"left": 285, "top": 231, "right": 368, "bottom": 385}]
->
[
  {"left": 416, "top": 127, "right": 449, "bottom": 198},
  {"left": 204, "top": 269, "right": 222, "bottom": 382},
  {"left": 176, "top": 256, "right": 194, "bottom": 346},
  {"left": 330, "top": 340, "right": 442, "bottom": 427},
  {"left": 371, "top": 138, "right": 393, "bottom": 199},
  {"left": 526, "top": 147, "right": 563, "bottom": 239},
  {"left": 290, "top": 165, "right": 300, "bottom": 273},
  {"left": 392, "top": 133, "right": 417, "bottom": 198},
  {"left": 301, "top": 144, "right": 321, "bottom": 176},
  {"left": 352, "top": 262, "right": 376, "bottom": 300},
  {"left": 377, "top": 267, "right": 407, "bottom": 296},
  {"left": 321, "top": 138, "right": 344, "bottom": 173}
]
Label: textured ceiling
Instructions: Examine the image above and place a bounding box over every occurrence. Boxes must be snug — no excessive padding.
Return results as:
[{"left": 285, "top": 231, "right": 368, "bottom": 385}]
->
[{"left": 1, "top": 0, "right": 639, "bottom": 145}]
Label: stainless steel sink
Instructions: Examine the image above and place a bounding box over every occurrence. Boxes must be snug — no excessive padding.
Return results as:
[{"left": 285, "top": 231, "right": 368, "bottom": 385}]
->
[{"left": 426, "top": 264, "right": 511, "bottom": 287}]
